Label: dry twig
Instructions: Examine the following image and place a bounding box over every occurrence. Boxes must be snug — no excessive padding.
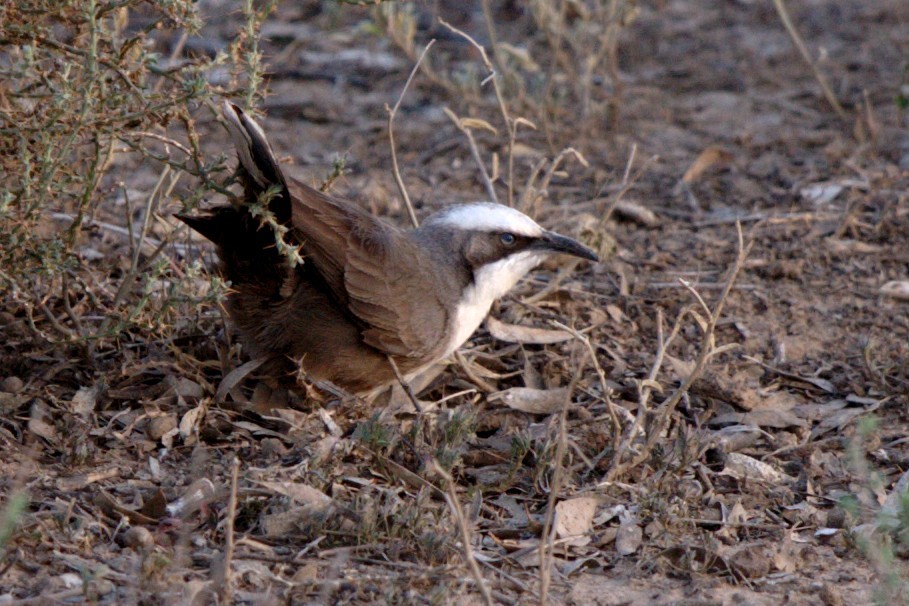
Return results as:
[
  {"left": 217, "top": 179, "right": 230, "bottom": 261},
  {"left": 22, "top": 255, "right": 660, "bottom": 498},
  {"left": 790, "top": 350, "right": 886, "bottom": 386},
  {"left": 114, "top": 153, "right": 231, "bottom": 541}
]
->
[
  {"left": 386, "top": 39, "right": 435, "bottom": 228},
  {"left": 538, "top": 375, "right": 579, "bottom": 606},
  {"left": 222, "top": 456, "right": 240, "bottom": 603},
  {"left": 771, "top": 0, "right": 847, "bottom": 120},
  {"left": 602, "top": 223, "right": 752, "bottom": 483},
  {"left": 432, "top": 461, "right": 494, "bottom": 606}
]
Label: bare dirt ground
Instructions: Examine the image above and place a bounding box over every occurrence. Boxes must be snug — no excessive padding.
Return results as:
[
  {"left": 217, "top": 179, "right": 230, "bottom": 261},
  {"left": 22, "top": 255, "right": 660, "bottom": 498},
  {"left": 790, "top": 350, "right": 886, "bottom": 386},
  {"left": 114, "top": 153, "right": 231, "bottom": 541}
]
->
[{"left": 2, "top": 1, "right": 909, "bottom": 604}]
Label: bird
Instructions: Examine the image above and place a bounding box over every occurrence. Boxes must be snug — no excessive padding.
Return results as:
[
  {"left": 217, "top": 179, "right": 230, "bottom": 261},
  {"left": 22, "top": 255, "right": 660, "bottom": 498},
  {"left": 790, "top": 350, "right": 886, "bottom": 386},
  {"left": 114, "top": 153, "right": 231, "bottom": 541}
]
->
[{"left": 178, "top": 101, "right": 599, "bottom": 397}]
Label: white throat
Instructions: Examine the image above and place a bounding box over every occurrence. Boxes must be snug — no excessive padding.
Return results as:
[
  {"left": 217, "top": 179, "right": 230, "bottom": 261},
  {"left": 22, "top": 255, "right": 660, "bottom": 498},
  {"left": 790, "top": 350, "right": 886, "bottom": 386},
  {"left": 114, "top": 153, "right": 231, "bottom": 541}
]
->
[{"left": 443, "top": 250, "right": 545, "bottom": 356}]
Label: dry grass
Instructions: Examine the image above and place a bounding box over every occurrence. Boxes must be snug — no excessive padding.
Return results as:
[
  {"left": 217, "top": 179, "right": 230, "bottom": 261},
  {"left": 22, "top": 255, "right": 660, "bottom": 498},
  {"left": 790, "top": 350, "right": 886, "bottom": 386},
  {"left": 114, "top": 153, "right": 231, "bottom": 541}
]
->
[{"left": 1, "top": 1, "right": 908, "bottom": 604}]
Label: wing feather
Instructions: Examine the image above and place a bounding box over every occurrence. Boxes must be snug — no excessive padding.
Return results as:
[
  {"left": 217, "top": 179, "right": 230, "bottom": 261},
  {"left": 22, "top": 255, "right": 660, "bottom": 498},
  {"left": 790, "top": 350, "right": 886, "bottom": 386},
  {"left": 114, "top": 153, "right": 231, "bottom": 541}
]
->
[{"left": 288, "top": 180, "right": 449, "bottom": 358}]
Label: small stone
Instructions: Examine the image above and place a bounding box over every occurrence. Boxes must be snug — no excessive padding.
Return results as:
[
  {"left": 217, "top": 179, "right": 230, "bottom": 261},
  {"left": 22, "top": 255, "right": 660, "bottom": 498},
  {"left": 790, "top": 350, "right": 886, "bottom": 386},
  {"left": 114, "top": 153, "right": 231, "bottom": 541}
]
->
[
  {"left": 819, "top": 583, "right": 844, "bottom": 606},
  {"left": 261, "top": 437, "right": 287, "bottom": 458},
  {"left": 0, "top": 377, "right": 24, "bottom": 394},
  {"left": 146, "top": 415, "right": 178, "bottom": 441},
  {"left": 121, "top": 526, "right": 155, "bottom": 550},
  {"left": 826, "top": 507, "right": 847, "bottom": 529},
  {"left": 729, "top": 545, "right": 772, "bottom": 578}
]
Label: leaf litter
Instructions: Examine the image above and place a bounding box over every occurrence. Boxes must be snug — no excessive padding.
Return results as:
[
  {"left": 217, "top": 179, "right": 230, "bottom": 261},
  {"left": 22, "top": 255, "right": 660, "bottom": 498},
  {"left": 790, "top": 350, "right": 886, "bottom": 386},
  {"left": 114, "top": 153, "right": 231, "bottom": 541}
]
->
[{"left": 1, "top": 1, "right": 908, "bottom": 605}]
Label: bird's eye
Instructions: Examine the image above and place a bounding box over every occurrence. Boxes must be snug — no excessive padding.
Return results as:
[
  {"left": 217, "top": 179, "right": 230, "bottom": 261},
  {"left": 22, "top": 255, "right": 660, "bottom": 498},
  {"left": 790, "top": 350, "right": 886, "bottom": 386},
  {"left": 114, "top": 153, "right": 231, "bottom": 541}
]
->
[{"left": 500, "top": 233, "right": 516, "bottom": 246}]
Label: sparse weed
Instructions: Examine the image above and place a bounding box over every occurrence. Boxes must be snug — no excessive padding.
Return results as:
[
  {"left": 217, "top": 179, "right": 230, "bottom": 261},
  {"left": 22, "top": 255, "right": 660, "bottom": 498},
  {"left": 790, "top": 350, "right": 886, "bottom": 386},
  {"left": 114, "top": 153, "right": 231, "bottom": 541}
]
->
[
  {"left": 845, "top": 416, "right": 909, "bottom": 605},
  {"left": 0, "top": 0, "right": 269, "bottom": 357}
]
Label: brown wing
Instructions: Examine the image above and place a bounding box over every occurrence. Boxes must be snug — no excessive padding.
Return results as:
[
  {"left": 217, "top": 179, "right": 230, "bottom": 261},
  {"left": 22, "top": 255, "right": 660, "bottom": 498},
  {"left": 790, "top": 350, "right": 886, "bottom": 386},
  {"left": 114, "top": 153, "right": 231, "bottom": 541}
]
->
[{"left": 288, "top": 181, "right": 450, "bottom": 358}]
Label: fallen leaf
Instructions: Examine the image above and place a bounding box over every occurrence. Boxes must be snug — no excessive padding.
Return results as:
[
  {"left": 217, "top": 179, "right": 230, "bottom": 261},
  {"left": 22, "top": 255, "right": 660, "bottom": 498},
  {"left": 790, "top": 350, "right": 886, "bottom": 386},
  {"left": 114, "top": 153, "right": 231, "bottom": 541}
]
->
[
  {"left": 179, "top": 404, "right": 204, "bottom": 441},
  {"left": 460, "top": 117, "right": 498, "bottom": 134},
  {"left": 57, "top": 467, "right": 120, "bottom": 492},
  {"left": 773, "top": 533, "right": 799, "bottom": 572},
  {"left": 800, "top": 182, "right": 844, "bottom": 205},
  {"left": 879, "top": 281, "right": 909, "bottom": 300},
  {"left": 71, "top": 386, "right": 98, "bottom": 417},
  {"left": 616, "top": 512, "right": 643, "bottom": 556},
  {"left": 710, "top": 408, "right": 808, "bottom": 430},
  {"left": 487, "top": 316, "right": 573, "bottom": 344},
  {"left": 613, "top": 199, "right": 660, "bottom": 227},
  {"left": 28, "top": 399, "right": 59, "bottom": 443},
  {"left": 489, "top": 387, "right": 570, "bottom": 414},
  {"left": 709, "top": 425, "right": 764, "bottom": 453},
  {"left": 721, "top": 452, "right": 795, "bottom": 484},
  {"left": 146, "top": 415, "right": 178, "bottom": 441},
  {"left": 255, "top": 481, "right": 332, "bottom": 509},
  {"left": 810, "top": 397, "right": 884, "bottom": 439},
  {"left": 554, "top": 497, "right": 600, "bottom": 541},
  {"left": 682, "top": 146, "right": 734, "bottom": 183},
  {"left": 726, "top": 542, "right": 772, "bottom": 578},
  {"left": 166, "top": 478, "right": 217, "bottom": 518},
  {"left": 825, "top": 238, "right": 884, "bottom": 255}
]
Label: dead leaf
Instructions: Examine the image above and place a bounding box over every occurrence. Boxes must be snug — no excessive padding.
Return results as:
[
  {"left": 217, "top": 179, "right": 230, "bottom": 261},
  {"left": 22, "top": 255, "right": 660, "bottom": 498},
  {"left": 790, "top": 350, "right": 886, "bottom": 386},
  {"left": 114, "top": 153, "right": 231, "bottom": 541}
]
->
[
  {"left": 721, "top": 452, "right": 795, "bottom": 484},
  {"left": 810, "top": 397, "right": 884, "bottom": 439},
  {"left": 138, "top": 489, "right": 168, "bottom": 519},
  {"left": 146, "top": 415, "right": 178, "bottom": 441},
  {"left": 726, "top": 542, "right": 772, "bottom": 578},
  {"left": 459, "top": 117, "right": 498, "bottom": 134},
  {"left": 554, "top": 497, "right": 600, "bottom": 543},
  {"left": 94, "top": 490, "right": 157, "bottom": 525},
  {"left": 682, "top": 146, "right": 734, "bottom": 183},
  {"left": 0, "top": 391, "right": 29, "bottom": 414},
  {"left": 510, "top": 142, "right": 544, "bottom": 159},
  {"left": 255, "top": 481, "right": 332, "bottom": 509},
  {"left": 71, "top": 386, "right": 98, "bottom": 417},
  {"left": 709, "top": 425, "right": 764, "bottom": 452},
  {"left": 825, "top": 238, "right": 884, "bottom": 255},
  {"left": 166, "top": 478, "right": 217, "bottom": 518},
  {"left": 171, "top": 377, "right": 204, "bottom": 399},
  {"left": 711, "top": 408, "right": 808, "bottom": 429},
  {"left": 773, "top": 533, "right": 799, "bottom": 572},
  {"left": 215, "top": 357, "right": 266, "bottom": 402},
  {"left": 800, "top": 182, "right": 844, "bottom": 205},
  {"left": 880, "top": 281, "right": 909, "bottom": 300},
  {"left": 486, "top": 316, "right": 572, "bottom": 344},
  {"left": 604, "top": 304, "right": 625, "bottom": 325},
  {"left": 613, "top": 199, "right": 660, "bottom": 227},
  {"left": 263, "top": 506, "right": 311, "bottom": 537},
  {"left": 717, "top": 501, "right": 749, "bottom": 542},
  {"left": 800, "top": 178, "right": 868, "bottom": 205},
  {"left": 57, "top": 467, "right": 120, "bottom": 492},
  {"left": 616, "top": 512, "right": 643, "bottom": 556},
  {"left": 178, "top": 404, "right": 203, "bottom": 442},
  {"left": 29, "top": 399, "right": 59, "bottom": 443},
  {"left": 489, "top": 387, "right": 569, "bottom": 414}
]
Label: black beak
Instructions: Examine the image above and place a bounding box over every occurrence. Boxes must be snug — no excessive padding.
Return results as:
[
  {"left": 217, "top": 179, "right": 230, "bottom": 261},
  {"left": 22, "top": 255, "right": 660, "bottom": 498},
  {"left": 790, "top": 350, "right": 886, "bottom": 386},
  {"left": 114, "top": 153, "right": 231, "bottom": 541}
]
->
[{"left": 535, "top": 231, "right": 599, "bottom": 262}]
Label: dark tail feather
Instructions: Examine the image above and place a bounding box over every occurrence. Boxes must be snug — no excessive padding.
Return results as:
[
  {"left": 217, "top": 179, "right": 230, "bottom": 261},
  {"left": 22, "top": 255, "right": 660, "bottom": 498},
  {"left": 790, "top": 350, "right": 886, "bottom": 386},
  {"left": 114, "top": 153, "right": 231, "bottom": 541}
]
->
[
  {"left": 175, "top": 210, "right": 240, "bottom": 248},
  {"left": 176, "top": 102, "right": 293, "bottom": 283},
  {"left": 221, "top": 101, "right": 291, "bottom": 223},
  {"left": 177, "top": 207, "right": 285, "bottom": 285}
]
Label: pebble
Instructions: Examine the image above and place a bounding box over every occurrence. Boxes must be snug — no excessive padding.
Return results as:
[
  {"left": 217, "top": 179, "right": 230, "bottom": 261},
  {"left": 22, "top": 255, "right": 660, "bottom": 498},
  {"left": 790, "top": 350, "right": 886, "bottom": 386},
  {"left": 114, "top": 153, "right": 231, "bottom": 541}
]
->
[
  {"left": 121, "top": 526, "right": 155, "bottom": 550},
  {"left": 0, "top": 377, "right": 24, "bottom": 394}
]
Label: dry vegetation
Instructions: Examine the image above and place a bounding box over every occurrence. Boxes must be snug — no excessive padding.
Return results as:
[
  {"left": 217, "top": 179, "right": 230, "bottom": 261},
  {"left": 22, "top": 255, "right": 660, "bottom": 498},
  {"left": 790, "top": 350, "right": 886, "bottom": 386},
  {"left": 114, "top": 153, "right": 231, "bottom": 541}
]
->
[{"left": 1, "top": 0, "right": 909, "bottom": 604}]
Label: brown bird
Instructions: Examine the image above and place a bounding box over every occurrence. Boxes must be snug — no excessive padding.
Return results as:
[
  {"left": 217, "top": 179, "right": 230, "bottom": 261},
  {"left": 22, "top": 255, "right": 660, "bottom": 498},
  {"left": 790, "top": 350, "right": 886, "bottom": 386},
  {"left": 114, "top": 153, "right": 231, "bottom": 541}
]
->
[{"left": 179, "top": 102, "right": 598, "bottom": 396}]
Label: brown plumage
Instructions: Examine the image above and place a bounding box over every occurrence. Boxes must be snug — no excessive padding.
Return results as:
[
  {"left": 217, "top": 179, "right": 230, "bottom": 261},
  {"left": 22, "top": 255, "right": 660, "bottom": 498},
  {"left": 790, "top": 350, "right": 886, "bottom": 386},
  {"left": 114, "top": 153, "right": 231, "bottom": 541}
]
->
[{"left": 179, "top": 102, "right": 598, "bottom": 395}]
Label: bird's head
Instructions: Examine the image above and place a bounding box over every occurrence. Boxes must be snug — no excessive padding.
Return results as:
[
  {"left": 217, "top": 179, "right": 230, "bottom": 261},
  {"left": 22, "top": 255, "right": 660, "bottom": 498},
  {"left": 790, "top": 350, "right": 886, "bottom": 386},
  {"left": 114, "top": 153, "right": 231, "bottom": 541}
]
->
[{"left": 419, "top": 203, "right": 599, "bottom": 302}]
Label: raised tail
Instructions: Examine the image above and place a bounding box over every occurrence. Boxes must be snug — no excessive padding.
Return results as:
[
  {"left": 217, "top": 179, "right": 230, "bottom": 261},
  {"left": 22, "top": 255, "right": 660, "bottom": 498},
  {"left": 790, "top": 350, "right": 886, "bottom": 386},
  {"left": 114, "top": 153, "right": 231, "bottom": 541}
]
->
[
  {"left": 176, "top": 102, "right": 295, "bottom": 283},
  {"left": 221, "top": 101, "right": 288, "bottom": 199},
  {"left": 221, "top": 101, "right": 292, "bottom": 226},
  {"left": 178, "top": 102, "right": 293, "bottom": 244}
]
